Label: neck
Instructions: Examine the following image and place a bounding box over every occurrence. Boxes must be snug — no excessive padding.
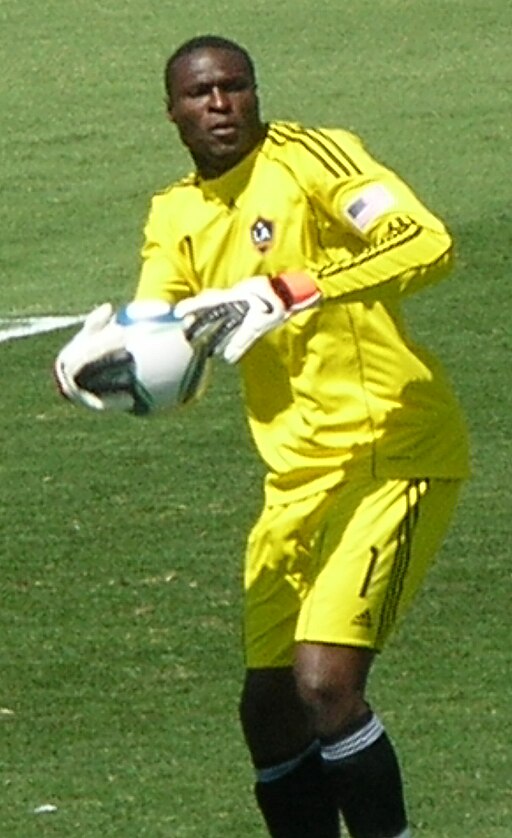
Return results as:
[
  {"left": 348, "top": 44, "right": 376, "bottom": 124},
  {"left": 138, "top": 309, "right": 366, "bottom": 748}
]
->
[{"left": 196, "top": 125, "right": 267, "bottom": 180}]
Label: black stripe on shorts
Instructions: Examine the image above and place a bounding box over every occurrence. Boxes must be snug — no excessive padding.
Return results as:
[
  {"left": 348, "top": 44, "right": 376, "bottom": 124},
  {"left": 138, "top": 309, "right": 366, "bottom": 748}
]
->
[{"left": 376, "top": 480, "right": 427, "bottom": 645}]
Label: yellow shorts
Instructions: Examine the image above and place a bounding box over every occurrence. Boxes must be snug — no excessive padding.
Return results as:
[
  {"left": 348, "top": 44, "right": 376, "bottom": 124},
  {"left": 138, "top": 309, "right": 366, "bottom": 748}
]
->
[{"left": 244, "top": 477, "right": 462, "bottom": 668}]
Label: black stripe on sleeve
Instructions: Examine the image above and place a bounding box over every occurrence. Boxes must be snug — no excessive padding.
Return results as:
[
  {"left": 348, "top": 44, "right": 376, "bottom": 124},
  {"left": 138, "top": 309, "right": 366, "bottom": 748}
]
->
[
  {"left": 267, "top": 125, "right": 342, "bottom": 177},
  {"left": 267, "top": 123, "right": 361, "bottom": 179},
  {"left": 316, "top": 217, "right": 423, "bottom": 281},
  {"left": 309, "top": 127, "right": 363, "bottom": 176}
]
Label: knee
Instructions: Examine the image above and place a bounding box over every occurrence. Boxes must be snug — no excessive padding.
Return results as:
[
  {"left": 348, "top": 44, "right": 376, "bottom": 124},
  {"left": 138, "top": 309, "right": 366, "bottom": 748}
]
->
[
  {"left": 239, "top": 667, "right": 298, "bottom": 732},
  {"left": 295, "top": 667, "right": 361, "bottom": 726},
  {"left": 294, "top": 644, "right": 373, "bottom": 737},
  {"left": 239, "top": 668, "right": 314, "bottom": 766},
  {"left": 239, "top": 671, "right": 270, "bottom": 733}
]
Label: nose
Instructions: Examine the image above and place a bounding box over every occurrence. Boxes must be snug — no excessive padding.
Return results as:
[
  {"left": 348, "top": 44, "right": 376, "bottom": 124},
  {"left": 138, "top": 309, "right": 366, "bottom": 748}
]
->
[{"left": 209, "top": 86, "right": 231, "bottom": 111}]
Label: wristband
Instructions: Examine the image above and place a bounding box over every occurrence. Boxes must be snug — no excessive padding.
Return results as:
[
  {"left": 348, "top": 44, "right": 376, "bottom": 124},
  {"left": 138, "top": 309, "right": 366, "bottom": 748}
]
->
[{"left": 270, "top": 272, "right": 321, "bottom": 311}]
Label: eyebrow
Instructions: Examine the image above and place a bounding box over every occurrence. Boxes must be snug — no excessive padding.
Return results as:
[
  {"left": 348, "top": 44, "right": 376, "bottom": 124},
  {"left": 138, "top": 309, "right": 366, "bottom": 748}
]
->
[{"left": 179, "top": 71, "right": 254, "bottom": 96}]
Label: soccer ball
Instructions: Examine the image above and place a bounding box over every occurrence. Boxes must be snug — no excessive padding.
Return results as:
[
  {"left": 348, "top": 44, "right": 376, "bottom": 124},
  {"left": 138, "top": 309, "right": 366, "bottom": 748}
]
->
[
  {"left": 114, "top": 300, "right": 211, "bottom": 416},
  {"left": 75, "top": 300, "right": 211, "bottom": 416}
]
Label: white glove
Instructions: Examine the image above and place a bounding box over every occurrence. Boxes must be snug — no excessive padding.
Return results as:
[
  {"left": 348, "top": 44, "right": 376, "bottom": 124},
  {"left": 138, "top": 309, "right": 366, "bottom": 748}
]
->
[
  {"left": 54, "top": 303, "right": 133, "bottom": 412},
  {"left": 174, "top": 273, "right": 320, "bottom": 364}
]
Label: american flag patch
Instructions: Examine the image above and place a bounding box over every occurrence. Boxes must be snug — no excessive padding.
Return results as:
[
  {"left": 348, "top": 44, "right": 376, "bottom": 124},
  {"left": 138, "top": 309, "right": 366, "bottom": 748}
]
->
[{"left": 344, "top": 184, "right": 395, "bottom": 232}]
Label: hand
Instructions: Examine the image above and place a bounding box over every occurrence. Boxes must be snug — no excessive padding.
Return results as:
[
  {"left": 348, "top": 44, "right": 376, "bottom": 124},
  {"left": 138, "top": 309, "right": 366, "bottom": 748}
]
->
[
  {"left": 54, "top": 303, "right": 133, "bottom": 411},
  {"left": 174, "top": 272, "right": 320, "bottom": 364}
]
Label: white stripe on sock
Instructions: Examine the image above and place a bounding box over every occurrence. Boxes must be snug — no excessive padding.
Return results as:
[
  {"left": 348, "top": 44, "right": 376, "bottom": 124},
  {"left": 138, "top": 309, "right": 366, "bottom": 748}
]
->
[
  {"left": 256, "top": 740, "right": 320, "bottom": 783},
  {"left": 321, "top": 714, "right": 384, "bottom": 763}
]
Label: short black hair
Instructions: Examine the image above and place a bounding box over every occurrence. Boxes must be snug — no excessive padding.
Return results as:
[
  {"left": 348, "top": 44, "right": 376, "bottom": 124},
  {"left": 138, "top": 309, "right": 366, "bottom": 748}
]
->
[{"left": 164, "top": 35, "right": 256, "bottom": 100}]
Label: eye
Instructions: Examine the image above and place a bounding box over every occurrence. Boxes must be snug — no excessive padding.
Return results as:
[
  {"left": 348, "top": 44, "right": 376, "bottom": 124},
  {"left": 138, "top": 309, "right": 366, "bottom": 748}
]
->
[
  {"left": 187, "top": 83, "right": 212, "bottom": 98},
  {"left": 224, "top": 78, "right": 251, "bottom": 93}
]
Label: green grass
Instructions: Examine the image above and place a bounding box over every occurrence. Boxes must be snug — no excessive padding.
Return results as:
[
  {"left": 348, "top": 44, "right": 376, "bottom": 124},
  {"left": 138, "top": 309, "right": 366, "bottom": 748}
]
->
[{"left": 1, "top": 1, "right": 511, "bottom": 835}]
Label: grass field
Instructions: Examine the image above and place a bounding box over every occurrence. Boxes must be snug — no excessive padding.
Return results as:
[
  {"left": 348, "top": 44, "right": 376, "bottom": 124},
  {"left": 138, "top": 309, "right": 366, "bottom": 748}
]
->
[{"left": 1, "top": 1, "right": 511, "bottom": 836}]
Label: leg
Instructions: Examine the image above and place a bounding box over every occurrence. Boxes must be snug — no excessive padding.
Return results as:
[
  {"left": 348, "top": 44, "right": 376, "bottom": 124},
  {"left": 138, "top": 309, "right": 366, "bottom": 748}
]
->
[
  {"left": 242, "top": 494, "right": 341, "bottom": 836},
  {"left": 240, "top": 667, "right": 314, "bottom": 767},
  {"left": 294, "top": 642, "right": 373, "bottom": 738},
  {"left": 242, "top": 478, "right": 461, "bottom": 837},
  {"left": 240, "top": 666, "right": 341, "bottom": 838},
  {"left": 295, "top": 642, "right": 408, "bottom": 838},
  {"left": 290, "top": 478, "right": 462, "bottom": 837}
]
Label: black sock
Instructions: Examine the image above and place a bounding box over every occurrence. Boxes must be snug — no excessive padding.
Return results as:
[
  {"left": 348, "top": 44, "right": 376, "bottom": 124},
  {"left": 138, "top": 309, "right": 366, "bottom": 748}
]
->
[
  {"left": 321, "top": 712, "right": 409, "bottom": 838},
  {"left": 255, "top": 744, "right": 341, "bottom": 838}
]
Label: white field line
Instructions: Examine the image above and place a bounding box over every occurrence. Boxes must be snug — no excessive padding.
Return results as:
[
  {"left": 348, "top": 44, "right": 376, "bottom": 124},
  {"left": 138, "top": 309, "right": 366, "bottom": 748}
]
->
[{"left": 0, "top": 315, "right": 86, "bottom": 344}]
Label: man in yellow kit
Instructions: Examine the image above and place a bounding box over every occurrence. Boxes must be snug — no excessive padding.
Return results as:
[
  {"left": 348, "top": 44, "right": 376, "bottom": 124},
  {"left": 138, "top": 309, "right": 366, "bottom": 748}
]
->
[{"left": 55, "top": 35, "right": 470, "bottom": 838}]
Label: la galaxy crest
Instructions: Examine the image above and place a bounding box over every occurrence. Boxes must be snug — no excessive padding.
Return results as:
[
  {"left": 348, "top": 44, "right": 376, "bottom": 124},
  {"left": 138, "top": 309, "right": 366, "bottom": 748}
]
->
[{"left": 250, "top": 217, "right": 274, "bottom": 253}]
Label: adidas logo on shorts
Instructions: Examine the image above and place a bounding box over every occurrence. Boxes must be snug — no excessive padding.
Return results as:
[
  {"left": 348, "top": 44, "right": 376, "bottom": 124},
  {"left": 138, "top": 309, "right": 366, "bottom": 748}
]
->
[{"left": 351, "top": 608, "right": 373, "bottom": 629}]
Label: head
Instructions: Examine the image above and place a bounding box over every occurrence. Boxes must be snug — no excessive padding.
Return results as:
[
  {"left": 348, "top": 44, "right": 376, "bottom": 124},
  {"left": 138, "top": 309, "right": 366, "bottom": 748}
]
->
[{"left": 164, "top": 36, "right": 265, "bottom": 179}]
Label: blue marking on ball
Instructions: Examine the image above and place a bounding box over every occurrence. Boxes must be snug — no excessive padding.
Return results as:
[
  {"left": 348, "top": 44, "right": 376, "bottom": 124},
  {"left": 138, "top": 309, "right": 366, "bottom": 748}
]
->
[{"left": 115, "top": 301, "right": 182, "bottom": 328}]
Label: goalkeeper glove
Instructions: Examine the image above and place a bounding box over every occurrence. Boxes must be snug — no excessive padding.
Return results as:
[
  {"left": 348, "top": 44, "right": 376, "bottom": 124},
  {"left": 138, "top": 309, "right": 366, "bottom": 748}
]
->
[
  {"left": 174, "top": 272, "right": 320, "bottom": 364},
  {"left": 54, "top": 303, "right": 134, "bottom": 412}
]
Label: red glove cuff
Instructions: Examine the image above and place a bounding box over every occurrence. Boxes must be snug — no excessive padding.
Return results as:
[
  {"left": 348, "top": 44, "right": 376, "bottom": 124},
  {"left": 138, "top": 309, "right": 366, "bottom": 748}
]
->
[{"left": 270, "top": 272, "right": 320, "bottom": 311}]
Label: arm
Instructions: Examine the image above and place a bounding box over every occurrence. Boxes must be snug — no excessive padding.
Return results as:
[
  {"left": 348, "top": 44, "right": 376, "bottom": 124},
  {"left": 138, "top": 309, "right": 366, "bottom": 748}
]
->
[
  {"left": 176, "top": 131, "right": 454, "bottom": 362},
  {"left": 134, "top": 192, "right": 199, "bottom": 304},
  {"left": 174, "top": 189, "right": 452, "bottom": 364},
  {"left": 311, "top": 166, "right": 453, "bottom": 302},
  {"left": 54, "top": 194, "right": 196, "bottom": 410}
]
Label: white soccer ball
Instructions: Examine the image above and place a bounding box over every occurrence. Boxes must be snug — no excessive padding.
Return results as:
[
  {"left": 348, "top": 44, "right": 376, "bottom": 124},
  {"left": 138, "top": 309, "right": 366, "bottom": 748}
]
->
[{"left": 114, "top": 300, "right": 210, "bottom": 415}]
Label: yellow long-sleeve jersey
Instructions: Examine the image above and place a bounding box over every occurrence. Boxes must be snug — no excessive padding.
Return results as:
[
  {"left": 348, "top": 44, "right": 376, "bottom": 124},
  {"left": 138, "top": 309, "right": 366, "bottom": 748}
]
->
[{"left": 135, "top": 120, "right": 470, "bottom": 501}]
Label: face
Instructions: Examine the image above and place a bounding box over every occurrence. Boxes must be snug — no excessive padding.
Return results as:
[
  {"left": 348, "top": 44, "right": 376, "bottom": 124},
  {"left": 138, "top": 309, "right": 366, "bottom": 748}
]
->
[{"left": 167, "top": 47, "right": 265, "bottom": 179}]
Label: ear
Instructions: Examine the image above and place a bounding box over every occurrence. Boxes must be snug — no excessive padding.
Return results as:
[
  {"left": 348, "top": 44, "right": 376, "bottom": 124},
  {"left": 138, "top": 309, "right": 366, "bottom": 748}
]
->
[{"left": 165, "top": 98, "right": 175, "bottom": 123}]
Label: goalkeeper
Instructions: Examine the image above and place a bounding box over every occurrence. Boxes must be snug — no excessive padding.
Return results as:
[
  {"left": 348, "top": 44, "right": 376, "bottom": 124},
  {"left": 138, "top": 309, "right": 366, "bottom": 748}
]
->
[{"left": 55, "top": 35, "right": 470, "bottom": 838}]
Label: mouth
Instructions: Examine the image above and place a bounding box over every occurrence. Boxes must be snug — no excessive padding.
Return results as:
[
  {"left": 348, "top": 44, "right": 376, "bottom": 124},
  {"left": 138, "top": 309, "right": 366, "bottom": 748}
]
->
[{"left": 209, "top": 123, "right": 239, "bottom": 140}]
